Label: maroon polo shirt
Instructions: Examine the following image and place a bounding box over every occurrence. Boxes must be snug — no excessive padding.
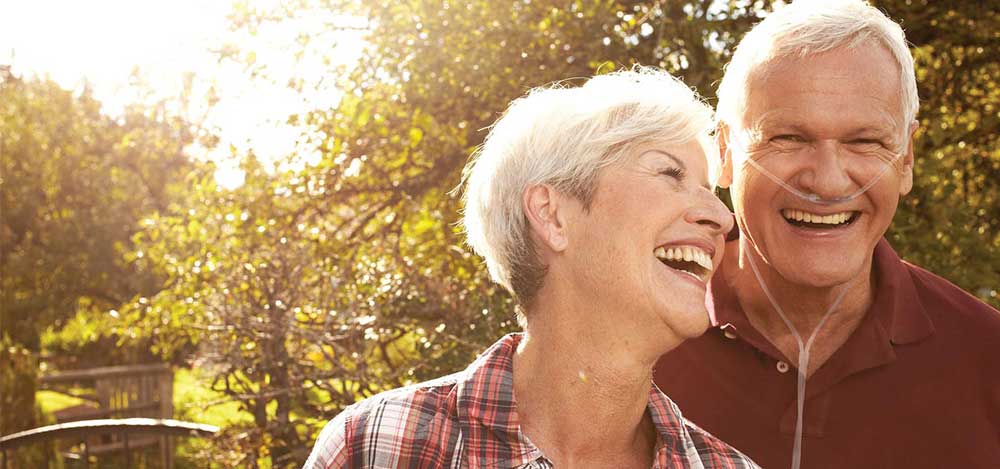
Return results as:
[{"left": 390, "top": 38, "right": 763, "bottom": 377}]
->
[{"left": 654, "top": 238, "right": 1000, "bottom": 469}]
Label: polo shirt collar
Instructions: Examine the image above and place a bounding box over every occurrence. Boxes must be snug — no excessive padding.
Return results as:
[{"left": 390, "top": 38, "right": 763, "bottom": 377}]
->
[
  {"left": 711, "top": 237, "right": 935, "bottom": 378},
  {"left": 870, "top": 238, "right": 935, "bottom": 344}
]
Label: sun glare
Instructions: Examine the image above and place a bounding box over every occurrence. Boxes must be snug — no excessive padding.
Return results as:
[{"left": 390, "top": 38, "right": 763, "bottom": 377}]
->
[{"left": 0, "top": 0, "right": 366, "bottom": 190}]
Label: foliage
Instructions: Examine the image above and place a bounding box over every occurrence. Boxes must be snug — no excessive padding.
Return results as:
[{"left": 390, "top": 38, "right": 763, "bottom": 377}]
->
[
  {"left": 0, "top": 335, "right": 60, "bottom": 466},
  {"left": 879, "top": 0, "right": 1000, "bottom": 307},
  {"left": 0, "top": 71, "right": 195, "bottom": 442}
]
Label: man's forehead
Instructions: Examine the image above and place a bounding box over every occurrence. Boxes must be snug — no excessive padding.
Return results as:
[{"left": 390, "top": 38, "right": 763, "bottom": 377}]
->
[
  {"left": 744, "top": 109, "right": 902, "bottom": 134},
  {"left": 739, "top": 48, "right": 907, "bottom": 130}
]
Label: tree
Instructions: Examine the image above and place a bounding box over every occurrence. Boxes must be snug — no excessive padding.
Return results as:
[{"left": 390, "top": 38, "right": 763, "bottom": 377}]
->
[
  {"left": 0, "top": 70, "right": 194, "bottom": 437},
  {"left": 878, "top": 0, "right": 1000, "bottom": 307}
]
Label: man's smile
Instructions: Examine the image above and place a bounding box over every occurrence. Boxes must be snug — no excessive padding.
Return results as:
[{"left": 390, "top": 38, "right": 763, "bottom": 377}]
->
[{"left": 780, "top": 209, "right": 860, "bottom": 229}]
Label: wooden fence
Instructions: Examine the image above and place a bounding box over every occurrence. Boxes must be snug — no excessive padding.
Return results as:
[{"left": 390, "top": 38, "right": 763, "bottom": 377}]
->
[{"left": 17, "top": 364, "right": 184, "bottom": 467}]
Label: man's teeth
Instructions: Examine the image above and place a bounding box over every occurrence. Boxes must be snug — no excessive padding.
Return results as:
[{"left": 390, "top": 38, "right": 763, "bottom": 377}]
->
[
  {"left": 781, "top": 209, "right": 853, "bottom": 225},
  {"left": 653, "top": 246, "right": 713, "bottom": 271}
]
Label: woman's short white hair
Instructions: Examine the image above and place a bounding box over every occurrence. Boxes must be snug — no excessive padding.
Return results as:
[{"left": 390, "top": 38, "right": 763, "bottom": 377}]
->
[
  {"left": 717, "top": 0, "right": 918, "bottom": 131},
  {"left": 461, "top": 67, "right": 713, "bottom": 307}
]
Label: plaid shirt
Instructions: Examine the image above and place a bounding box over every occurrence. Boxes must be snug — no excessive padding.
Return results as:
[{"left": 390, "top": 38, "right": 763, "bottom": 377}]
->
[{"left": 305, "top": 334, "right": 758, "bottom": 469}]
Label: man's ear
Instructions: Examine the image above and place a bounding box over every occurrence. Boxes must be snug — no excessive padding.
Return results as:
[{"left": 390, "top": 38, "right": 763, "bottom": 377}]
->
[
  {"left": 522, "top": 184, "right": 570, "bottom": 253},
  {"left": 899, "top": 119, "right": 918, "bottom": 196},
  {"left": 716, "top": 123, "right": 734, "bottom": 189}
]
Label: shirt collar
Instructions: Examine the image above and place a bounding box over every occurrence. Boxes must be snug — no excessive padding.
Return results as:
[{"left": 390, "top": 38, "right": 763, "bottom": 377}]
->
[
  {"left": 869, "top": 238, "right": 935, "bottom": 344},
  {"left": 711, "top": 237, "right": 935, "bottom": 354},
  {"left": 455, "top": 333, "right": 703, "bottom": 468},
  {"left": 647, "top": 381, "right": 705, "bottom": 467},
  {"left": 455, "top": 333, "right": 544, "bottom": 469}
]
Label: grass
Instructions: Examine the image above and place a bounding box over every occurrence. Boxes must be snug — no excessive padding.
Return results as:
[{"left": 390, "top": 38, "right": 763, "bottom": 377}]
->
[
  {"left": 36, "top": 390, "right": 87, "bottom": 416},
  {"left": 173, "top": 367, "right": 253, "bottom": 427}
]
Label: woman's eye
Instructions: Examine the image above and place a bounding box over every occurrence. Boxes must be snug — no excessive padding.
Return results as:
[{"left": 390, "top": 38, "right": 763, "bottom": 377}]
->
[{"left": 660, "top": 167, "right": 685, "bottom": 180}]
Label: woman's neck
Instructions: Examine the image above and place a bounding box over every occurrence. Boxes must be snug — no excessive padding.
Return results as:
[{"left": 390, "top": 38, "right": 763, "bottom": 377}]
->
[{"left": 512, "top": 314, "right": 659, "bottom": 468}]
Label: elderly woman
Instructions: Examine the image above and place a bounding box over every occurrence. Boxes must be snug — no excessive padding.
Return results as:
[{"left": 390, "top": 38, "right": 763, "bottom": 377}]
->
[{"left": 305, "top": 68, "right": 758, "bottom": 468}]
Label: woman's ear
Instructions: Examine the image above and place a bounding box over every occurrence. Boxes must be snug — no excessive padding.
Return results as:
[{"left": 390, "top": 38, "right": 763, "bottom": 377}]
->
[{"left": 522, "top": 184, "right": 570, "bottom": 253}]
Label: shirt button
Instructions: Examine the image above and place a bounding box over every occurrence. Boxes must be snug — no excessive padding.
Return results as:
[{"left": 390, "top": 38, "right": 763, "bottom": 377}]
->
[{"left": 776, "top": 361, "right": 790, "bottom": 373}]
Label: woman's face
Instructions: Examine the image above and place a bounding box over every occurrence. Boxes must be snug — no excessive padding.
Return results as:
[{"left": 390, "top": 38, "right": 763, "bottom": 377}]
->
[{"left": 561, "top": 139, "right": 733, "bottom": 346}]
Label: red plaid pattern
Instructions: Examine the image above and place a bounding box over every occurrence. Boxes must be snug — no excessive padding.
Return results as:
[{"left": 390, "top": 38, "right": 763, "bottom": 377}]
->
[{"left": 305, "top": 334, "right": 758, "bottom": 468}]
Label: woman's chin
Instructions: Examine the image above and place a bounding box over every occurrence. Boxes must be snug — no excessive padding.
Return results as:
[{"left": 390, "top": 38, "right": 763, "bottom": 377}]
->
[{"left": 660, "top": 305, "right": 711, "bottom": 342}]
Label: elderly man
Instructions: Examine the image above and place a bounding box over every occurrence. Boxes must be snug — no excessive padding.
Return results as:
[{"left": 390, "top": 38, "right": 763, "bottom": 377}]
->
[{"left": 654, "top": 1, "right": 1000, "bottom": 468}]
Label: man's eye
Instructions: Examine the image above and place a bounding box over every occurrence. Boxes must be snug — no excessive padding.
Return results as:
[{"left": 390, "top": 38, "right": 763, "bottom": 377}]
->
[{"left": 771, "top": 134, "right": 805, "bottom": 143}]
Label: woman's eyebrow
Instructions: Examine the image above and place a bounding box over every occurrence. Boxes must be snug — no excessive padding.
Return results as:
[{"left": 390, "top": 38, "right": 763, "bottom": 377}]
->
[
  {"left": 647, "top": 150, "right": 687, "bottom": 171},
  {"left": 648, "top": 150, "right": 711, "bottom": 190}
]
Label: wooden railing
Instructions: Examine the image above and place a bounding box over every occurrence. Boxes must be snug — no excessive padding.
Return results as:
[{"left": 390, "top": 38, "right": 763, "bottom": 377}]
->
[
  {"left": 26, "top": 364, "right": 180, "bottom": 467},
  {"left": 39, "top": 364, "right": 173, "bottom": 421},
  {"left": 0, "top": 418, "right": 218, "bottom": 469}
]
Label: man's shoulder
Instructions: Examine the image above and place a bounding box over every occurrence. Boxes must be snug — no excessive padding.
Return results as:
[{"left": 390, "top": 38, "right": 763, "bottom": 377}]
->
[{"left": 901, "top": 260, "right": 1000, "bottom": 332}]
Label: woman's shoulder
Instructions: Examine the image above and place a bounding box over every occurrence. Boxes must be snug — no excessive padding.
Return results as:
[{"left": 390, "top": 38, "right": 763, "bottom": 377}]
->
[
  {"left": 303, "top": 371, "right": 466, "bottom": 468},
  {"left": 681, "top": 418, "right": 761, "bottom": 469}
]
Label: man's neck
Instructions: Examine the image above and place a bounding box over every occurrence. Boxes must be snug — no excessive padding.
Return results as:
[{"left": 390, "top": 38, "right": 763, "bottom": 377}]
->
[
  {"left": 725, "top": 240, "right": 876, "bottom": 376},
  {"left": 512, "top": 314, "right": 659, "bottom": 468}
]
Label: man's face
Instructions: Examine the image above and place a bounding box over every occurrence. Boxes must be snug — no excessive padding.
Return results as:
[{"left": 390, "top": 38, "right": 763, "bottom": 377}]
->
[{"left": 725, "top": 44, "right": 915, "bottom": 288}]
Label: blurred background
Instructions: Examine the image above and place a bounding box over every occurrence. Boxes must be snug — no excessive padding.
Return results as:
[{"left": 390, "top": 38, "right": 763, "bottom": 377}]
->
[{"left": 1, "top": 0, "right": 997, "bottom": 467}]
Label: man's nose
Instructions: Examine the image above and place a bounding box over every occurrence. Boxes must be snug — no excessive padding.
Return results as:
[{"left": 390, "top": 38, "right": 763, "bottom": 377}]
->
[{"left": 796, "top": 140, "right": 855, "bottom": 199}]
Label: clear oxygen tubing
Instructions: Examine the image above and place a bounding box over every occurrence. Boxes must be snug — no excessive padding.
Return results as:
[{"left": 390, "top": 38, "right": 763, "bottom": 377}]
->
[
  {"left": 744, "top": 246, "right": 854, "bottom": 469},
  {"left": 743, "top": 155, "right": 899, "bottom": 206}
]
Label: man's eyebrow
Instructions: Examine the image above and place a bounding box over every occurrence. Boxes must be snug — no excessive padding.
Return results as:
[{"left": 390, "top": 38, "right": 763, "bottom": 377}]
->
[
  {"left": 845, "top": 126, "right": 894, "bottom": 138},
  {"left": 756, "top": 121, "right": 806, "bottom": 133}
]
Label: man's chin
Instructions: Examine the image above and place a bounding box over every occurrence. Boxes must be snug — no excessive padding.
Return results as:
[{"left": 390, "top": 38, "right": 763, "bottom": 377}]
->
[{"left": 775, "top": 266, "right": 864, "bottom": 289}]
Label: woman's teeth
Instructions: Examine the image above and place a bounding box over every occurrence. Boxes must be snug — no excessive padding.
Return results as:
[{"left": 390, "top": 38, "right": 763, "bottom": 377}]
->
[{"left": 654, "top": 245, "right": 713, "bottom": 281}]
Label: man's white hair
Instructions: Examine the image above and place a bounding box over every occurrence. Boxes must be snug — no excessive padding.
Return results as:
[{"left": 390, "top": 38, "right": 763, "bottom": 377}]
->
[
  {"left": 717, "top": 0, "right": 918, "bottom": 131},
  {"left": 461, "top": 67, "right": 713, "bottom": 306}
]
